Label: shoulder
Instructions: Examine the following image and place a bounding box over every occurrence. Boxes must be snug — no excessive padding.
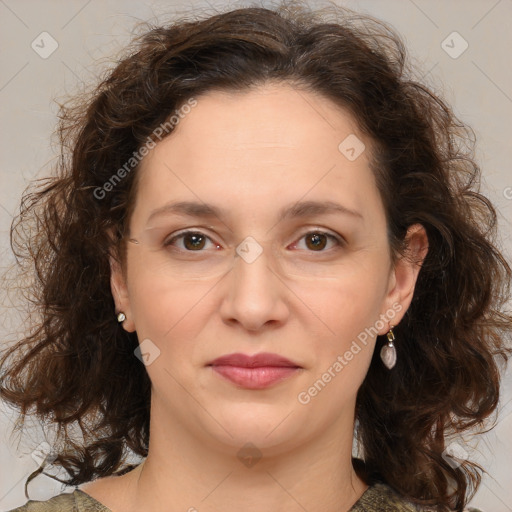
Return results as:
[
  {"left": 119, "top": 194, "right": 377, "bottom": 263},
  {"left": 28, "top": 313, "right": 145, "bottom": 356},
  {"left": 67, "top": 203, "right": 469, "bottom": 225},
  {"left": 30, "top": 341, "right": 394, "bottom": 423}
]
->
[
  {"left": 350, "top": 481, "right": 485, "bottom": 512},
  {"left": 350, "top": 481, "right": 430, "bottom": 512},
  {"left": 5, "top": 491, "right": 75, "bottom": 512},
  {"left": 5, "top": 489, "right": 110, "bottom": 512}
]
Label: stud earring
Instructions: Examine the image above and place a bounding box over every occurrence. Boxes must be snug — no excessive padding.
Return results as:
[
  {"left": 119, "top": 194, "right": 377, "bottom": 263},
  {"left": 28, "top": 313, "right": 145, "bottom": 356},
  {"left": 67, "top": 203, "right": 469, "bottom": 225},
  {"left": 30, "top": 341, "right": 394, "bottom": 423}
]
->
[
  {"left": 117, "top": 312, "right": 126, "bottom": 323},
  {"left": 380, "top": 326, "right": 397, "bottom": 369}
]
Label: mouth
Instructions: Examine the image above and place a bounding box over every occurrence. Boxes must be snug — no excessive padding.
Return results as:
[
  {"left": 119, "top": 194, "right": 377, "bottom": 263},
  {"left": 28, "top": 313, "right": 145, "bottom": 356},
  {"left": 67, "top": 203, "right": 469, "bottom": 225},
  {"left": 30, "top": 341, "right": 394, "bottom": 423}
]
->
[{"left": 207, "top": 352, "right": 302, "bottom": 389}]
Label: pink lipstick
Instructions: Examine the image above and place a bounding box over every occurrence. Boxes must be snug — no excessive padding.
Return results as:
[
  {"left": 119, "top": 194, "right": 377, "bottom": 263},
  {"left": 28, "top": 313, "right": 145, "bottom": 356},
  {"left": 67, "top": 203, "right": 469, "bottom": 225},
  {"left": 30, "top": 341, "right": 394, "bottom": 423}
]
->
[{"left": 207, "top": 352, "right": 301, "bottom": 389}]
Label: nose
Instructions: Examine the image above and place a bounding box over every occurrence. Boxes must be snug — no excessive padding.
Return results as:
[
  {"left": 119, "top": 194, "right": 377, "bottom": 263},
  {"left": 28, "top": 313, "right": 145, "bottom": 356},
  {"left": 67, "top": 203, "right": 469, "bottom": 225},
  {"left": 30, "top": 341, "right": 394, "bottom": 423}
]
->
[{"left": 219, "top": 238, "right": 290, "bottom": 332}]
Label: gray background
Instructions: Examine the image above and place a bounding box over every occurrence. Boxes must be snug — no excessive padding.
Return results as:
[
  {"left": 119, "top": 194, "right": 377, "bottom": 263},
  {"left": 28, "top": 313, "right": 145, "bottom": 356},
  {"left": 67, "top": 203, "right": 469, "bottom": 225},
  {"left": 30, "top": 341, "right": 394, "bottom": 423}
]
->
[{"left": 1, "top": 0, "right": 511, "bottom": 510}]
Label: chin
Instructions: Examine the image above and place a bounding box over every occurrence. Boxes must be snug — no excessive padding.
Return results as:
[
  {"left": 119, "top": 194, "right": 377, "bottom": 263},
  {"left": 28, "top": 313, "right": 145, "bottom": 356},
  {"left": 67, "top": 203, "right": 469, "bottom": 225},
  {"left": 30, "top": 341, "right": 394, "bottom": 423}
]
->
[{"left": 200, "top": 403, "right": 309, "bottom": 454}]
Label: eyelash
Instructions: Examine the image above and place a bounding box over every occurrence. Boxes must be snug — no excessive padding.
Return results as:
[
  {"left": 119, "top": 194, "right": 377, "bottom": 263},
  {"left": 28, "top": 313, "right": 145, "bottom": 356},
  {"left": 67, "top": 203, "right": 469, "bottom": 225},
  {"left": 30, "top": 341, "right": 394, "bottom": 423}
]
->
[{"left": 163, "top": 229, "right": 344, "bottom": 253}]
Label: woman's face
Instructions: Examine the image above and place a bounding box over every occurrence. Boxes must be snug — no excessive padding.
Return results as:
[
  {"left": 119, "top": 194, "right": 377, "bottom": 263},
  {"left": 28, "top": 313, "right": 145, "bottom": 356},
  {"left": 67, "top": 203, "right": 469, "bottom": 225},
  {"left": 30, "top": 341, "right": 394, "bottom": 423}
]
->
[{"left": 111, "top": 82, "right": 424, "bottom": 456}]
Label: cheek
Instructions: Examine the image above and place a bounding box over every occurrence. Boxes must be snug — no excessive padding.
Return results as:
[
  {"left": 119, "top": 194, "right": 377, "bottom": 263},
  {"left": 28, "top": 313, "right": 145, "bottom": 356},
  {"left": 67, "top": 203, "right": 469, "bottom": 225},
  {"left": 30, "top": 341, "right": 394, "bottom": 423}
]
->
[
  {"left": 299, "top": 274, "right": 387, "bottom": 405},
  {"left": 126, "top": 245, "right": 391, "bottom": 359},
  {"left": 299, "top": 258, "right": 390, "bottom": 339},
  {"left": 127, "top": 269, "right": 213, "bottom": 345}
]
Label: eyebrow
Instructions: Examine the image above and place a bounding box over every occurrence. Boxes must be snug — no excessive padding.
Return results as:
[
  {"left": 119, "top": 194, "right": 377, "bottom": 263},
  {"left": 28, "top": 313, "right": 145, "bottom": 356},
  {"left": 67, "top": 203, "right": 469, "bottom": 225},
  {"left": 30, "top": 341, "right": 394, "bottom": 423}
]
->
[{"left": 146, "top": 199, "right": 363, "bottom": 225}]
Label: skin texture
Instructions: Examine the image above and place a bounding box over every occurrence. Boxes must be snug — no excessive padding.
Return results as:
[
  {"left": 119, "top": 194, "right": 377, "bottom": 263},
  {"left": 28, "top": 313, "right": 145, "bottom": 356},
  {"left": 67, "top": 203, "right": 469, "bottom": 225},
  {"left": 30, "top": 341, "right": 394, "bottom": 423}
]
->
[{"left": 81, "top": 83, "right": 428, "bottom": 512}]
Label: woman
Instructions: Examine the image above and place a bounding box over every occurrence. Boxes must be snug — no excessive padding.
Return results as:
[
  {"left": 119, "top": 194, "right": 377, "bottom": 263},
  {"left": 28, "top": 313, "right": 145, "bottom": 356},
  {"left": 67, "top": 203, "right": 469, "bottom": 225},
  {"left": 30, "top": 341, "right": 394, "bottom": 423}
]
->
[{"left": 1, "top": 2, "right": 509, "bottom": 511}]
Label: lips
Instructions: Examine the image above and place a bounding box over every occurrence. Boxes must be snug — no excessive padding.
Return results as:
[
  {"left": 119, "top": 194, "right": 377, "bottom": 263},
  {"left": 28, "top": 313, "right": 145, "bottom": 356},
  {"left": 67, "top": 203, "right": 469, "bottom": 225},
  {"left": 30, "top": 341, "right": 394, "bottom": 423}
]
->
[
  {"left": 207, "top": 352, "right": 301, "bottom": 389},
  {"left": 208, "top": 352, "right": 300, "bottom": 368}
]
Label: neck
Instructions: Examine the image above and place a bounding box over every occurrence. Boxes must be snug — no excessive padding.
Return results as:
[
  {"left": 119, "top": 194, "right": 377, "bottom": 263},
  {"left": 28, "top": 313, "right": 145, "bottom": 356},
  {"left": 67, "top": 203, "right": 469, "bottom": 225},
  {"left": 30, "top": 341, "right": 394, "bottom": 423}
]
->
[{"left": 123, "top": 398, "right": 368, "bottom": 512}]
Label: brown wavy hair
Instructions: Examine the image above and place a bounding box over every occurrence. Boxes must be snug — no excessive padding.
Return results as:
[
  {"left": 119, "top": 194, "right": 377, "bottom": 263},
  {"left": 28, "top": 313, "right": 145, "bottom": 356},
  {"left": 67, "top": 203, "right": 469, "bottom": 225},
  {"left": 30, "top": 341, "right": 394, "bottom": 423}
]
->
[{"left": 1, "top": 2, "right": 511, "bottom": 510}]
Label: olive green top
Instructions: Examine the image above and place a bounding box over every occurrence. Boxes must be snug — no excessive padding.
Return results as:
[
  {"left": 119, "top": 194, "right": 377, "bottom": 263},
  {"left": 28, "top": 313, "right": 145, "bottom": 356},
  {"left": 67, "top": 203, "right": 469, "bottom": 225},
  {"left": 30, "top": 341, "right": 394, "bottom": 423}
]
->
[{"left": 5, "top": 481, "right": 484, "bottom": 512}]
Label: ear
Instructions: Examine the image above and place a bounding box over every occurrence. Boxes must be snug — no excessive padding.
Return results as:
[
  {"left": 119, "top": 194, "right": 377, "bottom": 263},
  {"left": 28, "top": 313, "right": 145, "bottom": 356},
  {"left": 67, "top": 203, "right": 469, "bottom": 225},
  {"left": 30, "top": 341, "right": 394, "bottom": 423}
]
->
[
  {"left": 109, "top": 252, "right": 137, "bottom": 333},
  {"left": 378, "top": 223, "right": 429, "bottom": 334}
]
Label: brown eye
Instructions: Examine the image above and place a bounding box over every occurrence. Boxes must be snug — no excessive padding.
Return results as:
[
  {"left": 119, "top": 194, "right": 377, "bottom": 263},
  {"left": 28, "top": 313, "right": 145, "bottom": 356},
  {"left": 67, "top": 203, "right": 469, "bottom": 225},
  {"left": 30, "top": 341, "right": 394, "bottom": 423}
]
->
[
  {"left": 164, "top": 231, "right": 219, "bottom": 251},
  {"left": 293, "top": 231, "right": 341, "bottom": 252},
  {"left": 305, "top": 233, "right": 328, "bottom": 251},
  {"left": 183, "top": 233, "right": 206, "bottom": 250}
]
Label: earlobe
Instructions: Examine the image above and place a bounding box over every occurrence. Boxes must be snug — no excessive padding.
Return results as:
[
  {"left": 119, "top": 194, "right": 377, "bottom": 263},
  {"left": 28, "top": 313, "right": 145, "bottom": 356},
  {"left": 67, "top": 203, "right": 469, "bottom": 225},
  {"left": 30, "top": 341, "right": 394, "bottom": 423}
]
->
[
  {"left": 380, "top": 224, "right": 429, "bottom": 333},
  {"left": 109, "top": 254, "right": 136, "bottom": 332}
]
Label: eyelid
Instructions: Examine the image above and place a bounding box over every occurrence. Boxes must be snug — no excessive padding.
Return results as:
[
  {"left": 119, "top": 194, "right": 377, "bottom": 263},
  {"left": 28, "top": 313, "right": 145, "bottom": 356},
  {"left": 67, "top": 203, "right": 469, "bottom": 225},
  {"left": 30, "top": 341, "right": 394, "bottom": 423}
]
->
[
  {"left": 294, "top": 226, "right": 345, "bottom": 243},
  {"left": 164, "top": 229, "right": 220, "bottom": 248},
  {"left": 164, "top": 227, "right": 345, "bottom": 251},
  {"left": 290, "top": 228, "right": 345, "bottom": 250}
]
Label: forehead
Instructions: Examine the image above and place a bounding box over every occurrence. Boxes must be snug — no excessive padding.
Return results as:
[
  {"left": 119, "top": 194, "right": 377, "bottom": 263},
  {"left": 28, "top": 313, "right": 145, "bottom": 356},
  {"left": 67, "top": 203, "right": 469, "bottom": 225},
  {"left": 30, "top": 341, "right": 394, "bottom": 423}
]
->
[
  {"left": 132, "top": 82, "right": 384, "bottom": 230},
  {"left": 164, "top": 82, "right": 362, "bottom": 155}
]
